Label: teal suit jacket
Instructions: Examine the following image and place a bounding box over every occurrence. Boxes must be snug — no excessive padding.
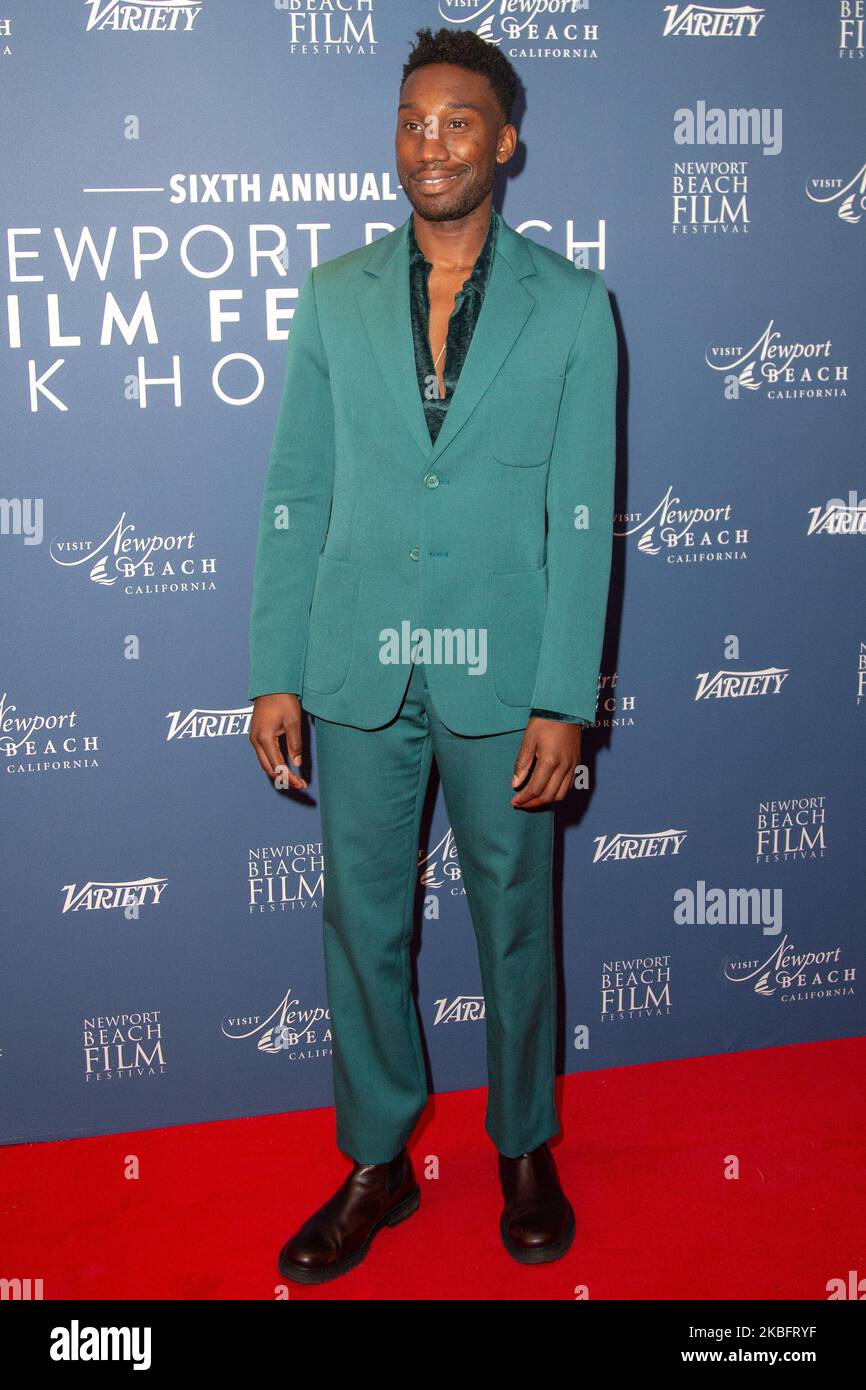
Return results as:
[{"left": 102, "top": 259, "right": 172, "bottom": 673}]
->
[{"left": 248, "top": 210, "right": 617, "bottom": 734}]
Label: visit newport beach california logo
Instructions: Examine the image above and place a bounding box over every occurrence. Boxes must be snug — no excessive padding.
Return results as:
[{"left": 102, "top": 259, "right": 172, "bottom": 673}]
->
[
  {"left": 806, "top": 157, "right": 866, "bottom": 225},
  {"left": 724, "top": 935, "right": 855, "bottom": 1003},
  {"left": 1, "top": 691, "right": 102, "bottom": 777},
  {"left": 435, "top": 0, "right": 604, "bottom": 59},
  {"left": 704, "top": 321, "right": 850, "bottom": 399},
  {"left": 221, "top": 988, "right": 332, "bottom": 1061},
  {"left": 49, "top": 512, "right": 217, "bottom": 596},
  {"left": 615, "top": 486, "right": 749, "bottom": 564},
  {"left": 419, "top": 827, "right": 464, "bottom": 895}
]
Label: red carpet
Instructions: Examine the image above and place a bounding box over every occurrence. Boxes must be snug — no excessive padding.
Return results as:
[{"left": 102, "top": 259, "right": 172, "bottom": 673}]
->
[{"left": 2, "top": 1037, "right": 863, "bottom": 1301}]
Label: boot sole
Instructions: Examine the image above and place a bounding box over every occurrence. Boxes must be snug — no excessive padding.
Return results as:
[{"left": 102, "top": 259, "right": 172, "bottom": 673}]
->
[
  {"left": 277, "top": 1184, "right": 421, "bottom": 1285},
  {"left": 500, "top": 1202, "right": 576, "bottom": 1265}
]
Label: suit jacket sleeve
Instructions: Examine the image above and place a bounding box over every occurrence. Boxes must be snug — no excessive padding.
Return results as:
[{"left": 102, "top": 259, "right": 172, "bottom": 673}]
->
[
  {"left": 247, "top": 265, "right": 334, "bottom": 700},
  {"left": 528, "top": 270, "right": 617, "bottom": 724},
  {"left": 530, "top": 708, "right": 593, "bottom": 726}
]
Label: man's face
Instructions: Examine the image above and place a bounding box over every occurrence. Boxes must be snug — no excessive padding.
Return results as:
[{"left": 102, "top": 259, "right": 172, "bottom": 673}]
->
[{"left": 396, "top": 63, "right": 514, "bottom": 224}]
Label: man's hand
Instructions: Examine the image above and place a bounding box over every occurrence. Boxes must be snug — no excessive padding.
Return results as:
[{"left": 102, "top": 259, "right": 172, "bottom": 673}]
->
[
  {"left": 511, "top": 716, "right": 581, "bottom": 809},
  {"left": 249, "top": 693, "right": 308, "bottom": 790}
]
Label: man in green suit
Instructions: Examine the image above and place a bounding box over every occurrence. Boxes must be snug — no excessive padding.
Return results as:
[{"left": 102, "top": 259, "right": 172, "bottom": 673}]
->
[{"left": 248, "top": 27, "right": 617, "bottom": 1283}]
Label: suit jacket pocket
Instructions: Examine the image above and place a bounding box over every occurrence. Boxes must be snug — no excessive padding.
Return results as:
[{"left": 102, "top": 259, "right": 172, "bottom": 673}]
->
[
  {"left": 302, "top": 554, "right": 361, "bottom": 694},
  {"left": 489, "top": 564, "right": 548, "bottom": 706},
  {"left": 489, "top": 372, "right": 565, "bottom": 466}
]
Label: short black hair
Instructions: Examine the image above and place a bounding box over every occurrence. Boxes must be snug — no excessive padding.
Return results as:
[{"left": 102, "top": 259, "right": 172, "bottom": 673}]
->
[{"left": 401, "top": 26, "right": 519, "bottom": 127}]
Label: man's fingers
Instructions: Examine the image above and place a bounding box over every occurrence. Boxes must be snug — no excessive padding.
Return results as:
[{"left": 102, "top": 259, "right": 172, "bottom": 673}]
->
[
  {"left": 278, "top": 715, "right": 307, "bottom": 789},
  {"left": 253, "top": 728, "right": 307, "bottom": 789},
  {"left": 553, "top": 765, "right": 574, "bottom": 801},
  {"left": 248, "top": 694, "right": 308, "bottom": 789},
  {"left": 511, "top": 752, "right": 566, "bottom": 808},
  {"left": 511, "top": 736, "right": 536, "bottom": 788},
  {"left": 282, "top": 715, "right": 303, "bottom": 770},
  {"left": 259, "top": 730, "right": 289, "bottom": 779},
  {"left": 274, "top": 761, "right": 308, "bottom": 792},
  {"left": 250, "top": 734, "right": 277, "bottom": 780}
]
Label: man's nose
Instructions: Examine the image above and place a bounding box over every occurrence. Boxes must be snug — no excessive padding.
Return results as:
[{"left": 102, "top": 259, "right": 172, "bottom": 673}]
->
[{"left": 417, "top": 127, "right": 450, "bottom": 157}]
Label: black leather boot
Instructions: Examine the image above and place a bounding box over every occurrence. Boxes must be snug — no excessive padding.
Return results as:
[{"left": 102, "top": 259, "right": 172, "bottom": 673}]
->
[
  {"left": 498, "top": 1142, "right": 575, "bottom": 1264},
  {"left": 277, "top": 1148, "right": 420, "bottom": 1284}
]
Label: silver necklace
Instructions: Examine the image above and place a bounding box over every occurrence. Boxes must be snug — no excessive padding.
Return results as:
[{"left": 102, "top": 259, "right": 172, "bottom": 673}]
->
[{"left": 429, "top": 259, "right": 475, "bottom": 369}]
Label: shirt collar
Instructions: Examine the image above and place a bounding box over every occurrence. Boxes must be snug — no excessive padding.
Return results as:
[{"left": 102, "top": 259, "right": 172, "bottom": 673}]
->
[{"left": 408, "top": 205, "right": 499, "bottom": 297}]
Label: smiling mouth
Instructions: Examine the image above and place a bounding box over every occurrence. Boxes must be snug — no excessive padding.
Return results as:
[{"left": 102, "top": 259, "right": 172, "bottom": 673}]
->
[{"left": 414, "top": 172, "right": 463, "bottom": 191}]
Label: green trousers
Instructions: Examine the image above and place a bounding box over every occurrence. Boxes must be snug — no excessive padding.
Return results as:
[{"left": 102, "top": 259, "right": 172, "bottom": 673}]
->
[{"left": 311, "top": 655, "right": 560, "bottom": 1163}]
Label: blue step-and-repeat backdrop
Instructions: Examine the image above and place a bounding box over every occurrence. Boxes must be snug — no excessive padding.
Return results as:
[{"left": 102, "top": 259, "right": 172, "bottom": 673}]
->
[{"left": 1, "top": 1, "right": 863, "bottom": 1145}]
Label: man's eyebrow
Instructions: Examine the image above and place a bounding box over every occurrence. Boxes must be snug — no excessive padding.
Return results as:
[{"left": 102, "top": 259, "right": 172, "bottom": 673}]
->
[{"left": 397, "top": 100, "right": 484, "bottom": 114}]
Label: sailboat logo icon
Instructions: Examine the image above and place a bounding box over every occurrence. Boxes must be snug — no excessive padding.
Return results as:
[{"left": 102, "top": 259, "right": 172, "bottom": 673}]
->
[{"left": 418, "top": 827, "right": 462, "bottom": 890}]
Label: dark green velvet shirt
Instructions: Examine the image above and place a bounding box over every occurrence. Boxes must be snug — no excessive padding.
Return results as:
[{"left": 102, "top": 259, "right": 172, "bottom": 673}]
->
[{"left": 407, "top": 207, "right": 591, "bottom": 727}]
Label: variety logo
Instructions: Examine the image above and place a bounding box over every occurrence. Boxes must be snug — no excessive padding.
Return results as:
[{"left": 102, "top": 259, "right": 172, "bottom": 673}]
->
[
  {"left": 616, "top": 486, "right": 748, "bottom": 564},
  {"left": 432, "top": 996, "right": 485, "bottom": 1024},
  {"left": 806, "top": 157, "right": 866, "bottom": 225},
  {"left": 49, "top": 512, "right": 217, "bottom": 595},
  {"left": 724, "top": 935, "right": 854, "bottom": 1002},
  {"left": 221, "top": 987, "right": 332, "bottom": 1061},
  {"left": 248, "top": 845, "right": 324, "bottom": 914},
  {"left": 61, "top": 877, "right": 168, "bottom": 913},
  {"left": 165, "top": 706, "right": 252, "bottom": 739},
  {"left": 593, "top": 829, "right": 687, "bottom": 863},
  {"left": 83, "top": 1011, "right": 166, "bottom": 1081},
  {"left": 85, "top": 1, "right": 203, "bottom": 32},
  {"left": 806, "top": 493, "right": 866, "bottom": 535},
  {"left": 662, "top": 4, "right": 765, "bottom": 38},
  {"left": 1, "top": 692, "right": 101, "bottom": 776},
  {"left": 756, "top": 797, "right": 826, "bottom": 863},
  {"left": 705, "top": 320, "right": 849, "bottom": 400},
  {"left": 694, "top": 666, "right": 789, "bottom": 699},
  {"left": 601, "top": 956, "right": 672, "bottom": 1021}
]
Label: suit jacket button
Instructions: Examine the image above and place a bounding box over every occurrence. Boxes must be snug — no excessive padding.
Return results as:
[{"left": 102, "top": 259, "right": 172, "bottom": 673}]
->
[
  {"left": 423, "top": 473, "right": 439, "bottom": 488},
  {"left": 409, "top": 545, "right": 420, "bottom": 561}
]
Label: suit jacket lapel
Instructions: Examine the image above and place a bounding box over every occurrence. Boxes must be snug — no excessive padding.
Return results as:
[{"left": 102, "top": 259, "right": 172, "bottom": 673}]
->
[{"left": 357, "top": 211, "right": 538, "bottom": 464}]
